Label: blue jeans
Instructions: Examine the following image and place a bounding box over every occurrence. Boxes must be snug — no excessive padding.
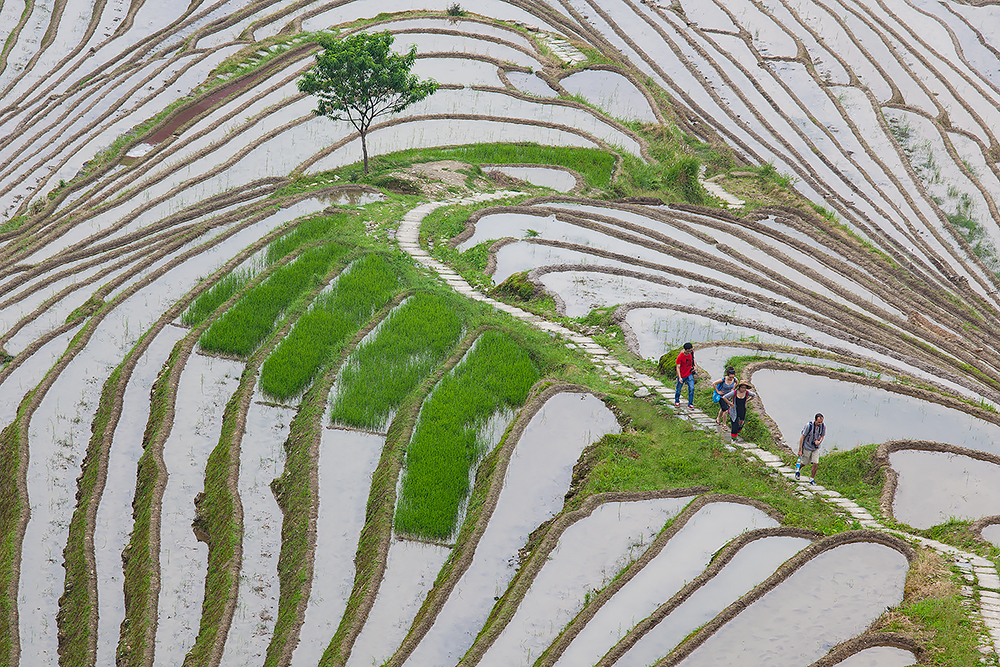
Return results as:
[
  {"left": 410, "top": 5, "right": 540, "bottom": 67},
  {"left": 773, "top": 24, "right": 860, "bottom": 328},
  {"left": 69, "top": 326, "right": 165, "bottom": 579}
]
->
[{"left": 675, "top": 374, "right": 694, "bottom": 406}]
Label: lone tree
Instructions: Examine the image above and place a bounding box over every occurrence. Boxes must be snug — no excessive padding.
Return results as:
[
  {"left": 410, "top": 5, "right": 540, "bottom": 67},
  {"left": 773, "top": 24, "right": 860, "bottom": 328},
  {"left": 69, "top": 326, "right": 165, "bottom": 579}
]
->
[{"left": 298, "top": 31, "right": 438, "bottom": 174}]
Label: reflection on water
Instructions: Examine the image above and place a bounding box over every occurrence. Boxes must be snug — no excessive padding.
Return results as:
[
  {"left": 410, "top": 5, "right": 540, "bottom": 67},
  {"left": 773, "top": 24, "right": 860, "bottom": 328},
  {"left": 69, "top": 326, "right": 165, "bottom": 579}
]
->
[
  {"left": 554, "top": 502, "right": 778, "bottom": 667},
  {"left": 317, "top": 189, "right": 385, "bottom": 206},
  {"left": 483, "top": 165, "right": 577, "bottom": 192},
  {"left": 560, "top": 69, "right": 656, "bottom": 122},
  {"left": 678, "top": 541, "right": 908, "bottom": 666},
  {"left": 982, "top": 523, "right": 1000, "bottom": 549},
  {"left": 347, "top": 540, "right": 450, "bottom": 667},
  {"left": 292, "top": 429, "right": 384, "bottom": 667},
  {"left": 834, "top": 645, "right": 918, "bottom": 666},
  {"left": 403, "top": 392, "right": 621, "bottom": 667},
  {"left": 891, "top": 449, "right": 1000, "bottom": 529},
  {"left": 617, "top": 535, "right": 810, "bottom": 667},
  {"left": 752, "top": 370, "right": 999, "bottom": 456},
  {"left": 481, "top": 497, "right": 694, "bottom": 667}
]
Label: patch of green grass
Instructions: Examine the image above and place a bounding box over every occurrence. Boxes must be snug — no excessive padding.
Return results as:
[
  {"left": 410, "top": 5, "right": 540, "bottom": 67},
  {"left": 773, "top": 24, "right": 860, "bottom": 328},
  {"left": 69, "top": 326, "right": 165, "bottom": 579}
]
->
[
  {"left": 917, "top": 520, "right": 1000, "bottom": 560},
  {"left": 260, "top": 253, "right": 402, "bottom": 399},
  {"left": 664, "top": 155, "right": 705, "bottom": 204},
  {"left": 200, "top": 243, "right": 346, "bottom": 356},
  {"left": 817, "top": 443, "right": 884, "bottom": 512},
  {"left": 329, "top": 292, "right": 463, "bottom": 430},
  {"left": 0, "top": 395, "right": 33, "bottom": 663},
  {"left": 395, "top": 330, "right": 540, "bottom": 540},
  {"left": 0, "top": 213, "right": 29, "bottom": 233},
  {"left": 887, "top": 593, "right": 982, "bottom": 666},
  {"left": 362, "top": 143, "right": 615, "bottom": 190},
  {"left": 582, "top": 397, "right": 849, "bottom": 533}
]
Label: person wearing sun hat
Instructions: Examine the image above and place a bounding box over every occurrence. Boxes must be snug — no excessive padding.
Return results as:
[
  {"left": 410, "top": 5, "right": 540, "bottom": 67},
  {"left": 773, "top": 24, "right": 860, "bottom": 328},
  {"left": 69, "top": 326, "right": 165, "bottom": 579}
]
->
[{"left": 722, "top": 381, "right": 756, "bottom": 442}]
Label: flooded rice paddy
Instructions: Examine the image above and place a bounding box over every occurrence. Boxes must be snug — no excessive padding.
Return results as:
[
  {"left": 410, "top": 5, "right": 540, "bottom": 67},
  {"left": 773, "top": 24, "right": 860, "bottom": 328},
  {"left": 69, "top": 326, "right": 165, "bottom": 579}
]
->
[
  {"left": 890, "top": 449, "right": 1000, "bottom": 529},
  {"left": 752, "top": 370, "right": 998, "bottom": 456}
]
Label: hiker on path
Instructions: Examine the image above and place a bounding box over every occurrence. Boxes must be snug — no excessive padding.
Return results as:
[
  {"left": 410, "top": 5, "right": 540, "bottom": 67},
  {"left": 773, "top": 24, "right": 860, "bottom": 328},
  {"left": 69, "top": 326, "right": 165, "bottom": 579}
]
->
[
  {"left": 674, "top": 342, "right": 696, "bottom": 409},
  {"left": 722, "top": 381, "right": 755, "bottom": 442},
  {"left": 713, "top": 366, "right": 738, "bottom": 427},
  {"left": 796, "top": 413, "right": 826, "bottom": 485}
]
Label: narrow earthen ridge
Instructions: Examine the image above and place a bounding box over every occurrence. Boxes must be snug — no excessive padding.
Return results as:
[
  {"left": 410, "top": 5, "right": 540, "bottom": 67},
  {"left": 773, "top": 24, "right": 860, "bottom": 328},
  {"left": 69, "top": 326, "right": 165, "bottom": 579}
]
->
[
  {"left": 8, "top": 199, "right": 292, "bottom": 667},
  {"left": 189, "top": 252, "right": 357, "bottom": 667},
  {"left": 532, "top": 494, "right": 785, "bottom": 667},
  {"left": 385, "top": 384, "right": 637, "bottom": 667},
  {"left": 459, "top": 487, "right": 711, "bottom": 667},
  {"left": 478, "top": 163, "right": 586, "bottom": 194},
  {"left": 970, "top": 515, "right": 1000, "bottom": 543},
  {"left": 554, "top": 62, "right": 667, "bottom": 125},
  {"left": 808, "top": 632, "right": 925, "bottom": 666},
  {"left": 875, "top": 439, "right": 1000, "bottom": 521},
  {"left": 597, "top": 526, "right": 822, "bottom": 666},
  {"left": 528, "top": 263, "right": 682, "bottom": 317},
  {"left": 328, "top": 327, "right": 493, "bottom": 665},
  {"left": 655, "top": 530, "right": 916, "bottom": 666},
  {"left": 267, "top": 288, "right": 412, "bottom": 667},
  {"left": 119, "top": 224, "right": 330, "bottom": 667}
]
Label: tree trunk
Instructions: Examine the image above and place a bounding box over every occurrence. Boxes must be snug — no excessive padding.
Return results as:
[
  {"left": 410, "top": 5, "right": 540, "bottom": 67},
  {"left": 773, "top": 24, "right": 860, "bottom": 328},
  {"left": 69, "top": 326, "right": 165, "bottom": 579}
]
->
[{"left": 361, "top": 131, "right": 369, "bottom": 174}]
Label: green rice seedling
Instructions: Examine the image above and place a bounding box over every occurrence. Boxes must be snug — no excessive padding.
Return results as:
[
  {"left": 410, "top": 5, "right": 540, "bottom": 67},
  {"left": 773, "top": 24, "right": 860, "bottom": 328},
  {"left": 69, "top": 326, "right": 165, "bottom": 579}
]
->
[
  {"left": 394, "top": 331, "right": 539, "bottom": 540},
  {"left": 328, "top": 292, "right": 463, "bottom": 430},
  {"left": 181, "top": 270, "right": 253, "bottom": 326},
  {"left": 259, "top": 253, "right": 401, "bottom": 399},
  {"left": 200, "top": 243, "right": 346, "bottom": 357},
  {"left": 265, "top": 212, "right": 353, "bottom": 265}
]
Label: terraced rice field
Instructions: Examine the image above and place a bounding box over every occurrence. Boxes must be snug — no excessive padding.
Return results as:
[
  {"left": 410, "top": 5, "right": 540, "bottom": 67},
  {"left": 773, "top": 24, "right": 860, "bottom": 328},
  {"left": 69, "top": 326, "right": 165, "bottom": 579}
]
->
[{"left": 2, "top": 0, "right": 1000, "bottom": 665}]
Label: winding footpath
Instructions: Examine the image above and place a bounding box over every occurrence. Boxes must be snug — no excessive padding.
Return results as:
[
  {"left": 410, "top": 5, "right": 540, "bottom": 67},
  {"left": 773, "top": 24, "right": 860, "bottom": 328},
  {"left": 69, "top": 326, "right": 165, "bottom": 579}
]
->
[{"left": 396, "top": 193, "right": 1000, "bottom": 659}]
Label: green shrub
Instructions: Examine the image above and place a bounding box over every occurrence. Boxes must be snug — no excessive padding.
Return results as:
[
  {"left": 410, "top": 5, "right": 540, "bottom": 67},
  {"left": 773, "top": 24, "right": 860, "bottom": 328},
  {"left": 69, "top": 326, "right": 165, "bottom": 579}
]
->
[
  {"left": 260, "top": 253, "right": 400, "bottom": 398},
  {"left": 329, "top": 292, "right": 463, "bottom": 430},
  {"left": 493, "top": 271, "right": 535, "bottom": 301},
  {"left": 658, "top": 348, "right": 680, "bottom": 378},
  {"left": 395, "top": 331, "right": 539, "bottom": 540},
  {"left": 665, "top": 155, "right": 704, "bottom": 204}
]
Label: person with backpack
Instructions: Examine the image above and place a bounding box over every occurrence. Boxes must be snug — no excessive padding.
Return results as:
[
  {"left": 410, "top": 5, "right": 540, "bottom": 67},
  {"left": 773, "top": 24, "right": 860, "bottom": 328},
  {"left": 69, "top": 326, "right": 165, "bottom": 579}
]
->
[
  {"left": 722, "top": 381, "right": 755, "bottom": 442},
  {"left": 796, "top": 413, "right": 826, "bottom": 485},
  {"left": 674, "top": 342, "right": 696, "bottom": 409},
  {"left": 713, "top": 366, "right": 738, "bottom": 427}
]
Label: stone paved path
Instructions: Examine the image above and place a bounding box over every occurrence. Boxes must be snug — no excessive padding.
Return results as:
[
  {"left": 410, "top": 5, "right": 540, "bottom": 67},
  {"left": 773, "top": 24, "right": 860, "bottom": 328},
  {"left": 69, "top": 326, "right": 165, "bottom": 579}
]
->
[
  {"left": 535, "top": 33, "right": 587, "bottom": 65},
  {"left": 396, "top": 193, "right": 1000, "bottom": 658}
]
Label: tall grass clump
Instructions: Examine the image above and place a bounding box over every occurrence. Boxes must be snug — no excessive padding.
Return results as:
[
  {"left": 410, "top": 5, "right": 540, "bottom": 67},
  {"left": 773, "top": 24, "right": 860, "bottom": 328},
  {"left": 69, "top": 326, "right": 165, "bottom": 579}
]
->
[
  {"left": 395, "top": 331, "right": 539, "bottom": 540},
  {"left": 182, "top": 270, "right": 254, "bottom": 326},
  {"left": 200, "top": 243, "right": 345, "bottom": 356},
  {"left": 328, "top": 292, "right": 463, "bottom": 430},
  {"left": 259, "top": 254, "right": 401, "bottom": 398}
]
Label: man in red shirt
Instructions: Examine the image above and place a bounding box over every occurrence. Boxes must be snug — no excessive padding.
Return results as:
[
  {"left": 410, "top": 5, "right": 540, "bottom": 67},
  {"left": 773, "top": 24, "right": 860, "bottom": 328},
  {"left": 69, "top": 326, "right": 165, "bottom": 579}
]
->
[{"left": 674, "top": 342, "right": 696, "bottom": 409}]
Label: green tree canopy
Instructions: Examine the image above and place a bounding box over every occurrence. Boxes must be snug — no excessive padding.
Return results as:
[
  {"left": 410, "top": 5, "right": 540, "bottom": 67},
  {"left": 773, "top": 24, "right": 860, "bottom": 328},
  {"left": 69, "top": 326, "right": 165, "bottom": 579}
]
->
[{"left": 298, "top": 31, "right": 438, "bottom": 173}]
